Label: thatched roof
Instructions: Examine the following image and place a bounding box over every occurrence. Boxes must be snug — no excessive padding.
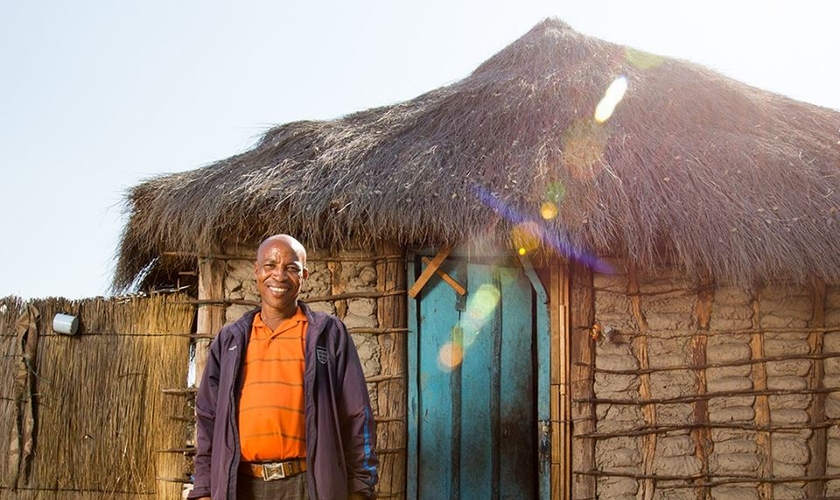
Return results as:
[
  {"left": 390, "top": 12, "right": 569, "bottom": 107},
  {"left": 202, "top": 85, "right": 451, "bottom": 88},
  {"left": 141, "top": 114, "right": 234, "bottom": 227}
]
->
[{"left": 115, "top": 18, "right": 840, "bottom": 290}]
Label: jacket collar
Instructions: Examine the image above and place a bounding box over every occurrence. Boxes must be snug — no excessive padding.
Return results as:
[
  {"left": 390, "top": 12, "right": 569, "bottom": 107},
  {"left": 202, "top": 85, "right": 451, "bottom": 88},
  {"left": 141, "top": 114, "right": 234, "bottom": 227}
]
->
[{"left": 243, "top": 301, "right": 327, "bottom": 334}]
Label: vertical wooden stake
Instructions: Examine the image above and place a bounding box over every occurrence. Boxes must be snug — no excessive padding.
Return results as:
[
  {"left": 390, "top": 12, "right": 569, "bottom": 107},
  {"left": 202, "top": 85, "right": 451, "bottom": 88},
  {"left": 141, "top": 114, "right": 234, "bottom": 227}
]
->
[
  {"left": 570, "top": 261, "right": 596, "bottom": 499},
  {"left": 807, "top": 279, "right": 827, "bottom": 499},
  {"left": 691, "top": 276, "right": 714, "bottom": 499},
  {"left": 328, "top": 259, "right": 347, "bottom": 319},
  {"left": 550, "top": 262, "right": 571, "bottom": 500},
  {"left": 376, "top": 242, "right": 407, "bottom": 500},
  {"left": 628, "top": 263, "right": 656, "bottom": 500},
  {"left": 195, "top": 257, "right": 226, "bottom": 383},
  {"left": 750, "top": 288, "right": 772, "bottom": 500}
]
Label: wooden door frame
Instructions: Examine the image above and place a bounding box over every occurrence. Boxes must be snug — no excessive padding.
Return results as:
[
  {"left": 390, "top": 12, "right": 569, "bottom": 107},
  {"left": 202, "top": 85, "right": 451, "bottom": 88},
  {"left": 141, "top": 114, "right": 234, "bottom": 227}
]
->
[
  {"left": 549, "top": 261, "right": 571, "bottom": 500},
  {"left": 405, "top": 248, "right": 562, "bottom": 500}
]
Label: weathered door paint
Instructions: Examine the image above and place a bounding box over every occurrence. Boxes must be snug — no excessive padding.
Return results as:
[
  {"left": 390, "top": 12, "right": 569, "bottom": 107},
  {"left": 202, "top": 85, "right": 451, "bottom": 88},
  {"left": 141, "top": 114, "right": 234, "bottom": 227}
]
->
[{"left": 407, "top": 252, "right": 548, "bottom": 500}]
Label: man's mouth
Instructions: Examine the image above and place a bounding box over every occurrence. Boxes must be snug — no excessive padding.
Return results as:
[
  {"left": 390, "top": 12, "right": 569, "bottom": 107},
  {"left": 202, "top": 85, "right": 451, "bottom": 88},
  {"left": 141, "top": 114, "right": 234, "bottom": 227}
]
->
[{"left": 267, "top": 285, "right": 289, "bottom": 294}]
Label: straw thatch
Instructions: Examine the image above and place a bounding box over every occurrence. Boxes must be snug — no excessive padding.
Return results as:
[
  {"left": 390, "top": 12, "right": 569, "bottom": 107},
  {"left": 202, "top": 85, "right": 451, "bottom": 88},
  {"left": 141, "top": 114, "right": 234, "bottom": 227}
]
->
[{"left": 115, "top": 18, "right": 840, "bottom": 291}]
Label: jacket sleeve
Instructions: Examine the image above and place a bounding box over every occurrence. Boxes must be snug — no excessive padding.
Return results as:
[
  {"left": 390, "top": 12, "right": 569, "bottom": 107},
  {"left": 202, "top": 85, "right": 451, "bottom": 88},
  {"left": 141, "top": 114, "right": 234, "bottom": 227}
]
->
[
  {"left": 335, "top": 319, "right": 379, "bottom": 498},
  {"left": 188, "top": 336, "right": 222, "bottom": 499}
]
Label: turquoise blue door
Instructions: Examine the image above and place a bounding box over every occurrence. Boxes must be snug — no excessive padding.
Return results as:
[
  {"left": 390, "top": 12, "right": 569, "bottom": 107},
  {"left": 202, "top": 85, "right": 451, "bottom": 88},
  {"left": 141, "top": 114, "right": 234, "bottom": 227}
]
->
[{"left": 407, "top": 251, "right": 549, "bottom": 500}]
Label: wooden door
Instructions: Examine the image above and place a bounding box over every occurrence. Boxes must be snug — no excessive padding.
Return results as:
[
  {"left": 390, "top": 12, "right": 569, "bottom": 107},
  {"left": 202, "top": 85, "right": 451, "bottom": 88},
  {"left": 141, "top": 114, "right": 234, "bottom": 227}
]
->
[{"left": 407, "top": 252, "right": 548, "bottom": 500}]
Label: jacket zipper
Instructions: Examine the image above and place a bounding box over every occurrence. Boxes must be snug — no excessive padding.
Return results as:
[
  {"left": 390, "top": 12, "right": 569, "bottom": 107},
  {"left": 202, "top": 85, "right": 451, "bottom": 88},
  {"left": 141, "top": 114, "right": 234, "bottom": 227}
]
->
[{"left": 227, "top": 320, "right": 247, "bottom": 499}]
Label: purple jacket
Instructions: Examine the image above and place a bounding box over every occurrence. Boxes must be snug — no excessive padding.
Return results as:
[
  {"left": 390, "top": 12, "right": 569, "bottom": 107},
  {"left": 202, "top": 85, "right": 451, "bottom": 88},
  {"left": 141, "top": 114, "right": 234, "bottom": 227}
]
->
[{"left": 189, "top": 302, "right": 378, "bottom": 499}]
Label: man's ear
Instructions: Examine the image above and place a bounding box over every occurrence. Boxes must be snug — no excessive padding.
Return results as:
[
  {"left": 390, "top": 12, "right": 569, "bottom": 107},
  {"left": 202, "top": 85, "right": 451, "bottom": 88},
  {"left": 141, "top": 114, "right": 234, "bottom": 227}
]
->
[{"left": 302, "top": 267, "right": 310, "bottom": 280}]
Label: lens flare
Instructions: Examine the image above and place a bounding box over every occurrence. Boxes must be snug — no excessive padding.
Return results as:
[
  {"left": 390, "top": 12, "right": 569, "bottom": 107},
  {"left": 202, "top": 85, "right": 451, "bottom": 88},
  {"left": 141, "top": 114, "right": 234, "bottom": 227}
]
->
[
  {"left": 459, "top": 321, "right": 480, "bottom": 348},
  {"left": 438, "top": 341, "right": 464, "bottom": 371},
  {"left": 457, "top": 283, "right": 501, "bottom": 349},
  {"left": 469, "top": 284, "right": 500, "bottom": 321},
  {"left": 546, "top": 181, "right": 566, "bottom": 203},
  {"left": 625, "top": 47, "right": 665, "bottom": 70},
  {"left": 594, "top": 76, "right": 628, "bottom": 123},
  {"left": 540, "top": 202, "right": 558, "bottom": 220},
  {"left": 512, "top": 221, "right": 542, "bottom": 255},
  {"left": 561, "top": 120, "right": 607, "bottom": 179},
  {"left": 470, "top": 182, "right": 615, "bottom": 274}
]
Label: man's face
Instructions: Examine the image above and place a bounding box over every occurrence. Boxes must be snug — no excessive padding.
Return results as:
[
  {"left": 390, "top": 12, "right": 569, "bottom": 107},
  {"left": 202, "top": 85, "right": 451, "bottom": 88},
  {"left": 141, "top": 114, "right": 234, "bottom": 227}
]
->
[{"left": 254, "top": 237, "right": 308, "bottom": 317}]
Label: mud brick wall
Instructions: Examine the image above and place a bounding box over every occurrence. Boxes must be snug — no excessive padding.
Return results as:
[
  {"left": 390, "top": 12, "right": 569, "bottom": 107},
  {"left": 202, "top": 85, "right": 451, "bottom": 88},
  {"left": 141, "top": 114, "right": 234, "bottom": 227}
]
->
[
  {"left": 222, "top": 248, "right": 383, "bottom": 406},
  {"left": 585, "top": 259, "right": 840, "bottom": 500}
]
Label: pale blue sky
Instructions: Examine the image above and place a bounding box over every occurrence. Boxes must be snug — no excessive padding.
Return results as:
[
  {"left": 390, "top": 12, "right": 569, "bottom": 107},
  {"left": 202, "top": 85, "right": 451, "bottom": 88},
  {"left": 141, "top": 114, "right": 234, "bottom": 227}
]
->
[{"left": 2, "top": 1, "right": 838, "bottom": 299}]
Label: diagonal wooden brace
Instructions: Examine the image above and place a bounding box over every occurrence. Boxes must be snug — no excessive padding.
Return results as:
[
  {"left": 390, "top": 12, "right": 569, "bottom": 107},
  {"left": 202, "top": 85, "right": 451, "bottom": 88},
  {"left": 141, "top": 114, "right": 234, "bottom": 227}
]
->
[
  {"left": 421, "top": 256, "right": 466, "bottom": 296},
  {"left": 408, "top": 246, "right": 461, "bottom": 298}
]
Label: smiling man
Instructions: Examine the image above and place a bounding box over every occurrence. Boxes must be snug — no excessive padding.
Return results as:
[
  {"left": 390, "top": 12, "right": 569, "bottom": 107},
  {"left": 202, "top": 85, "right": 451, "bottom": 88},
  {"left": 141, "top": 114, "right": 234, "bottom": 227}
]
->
[{"left": 190, "top": 234, "right": 379, "bottom": 500}]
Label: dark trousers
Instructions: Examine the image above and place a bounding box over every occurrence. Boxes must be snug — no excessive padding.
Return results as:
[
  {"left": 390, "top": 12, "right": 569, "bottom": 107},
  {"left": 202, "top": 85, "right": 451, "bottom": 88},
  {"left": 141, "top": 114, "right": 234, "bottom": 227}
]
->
[{"left": 236, "top": 471, "right": 309, "bottom": 500}]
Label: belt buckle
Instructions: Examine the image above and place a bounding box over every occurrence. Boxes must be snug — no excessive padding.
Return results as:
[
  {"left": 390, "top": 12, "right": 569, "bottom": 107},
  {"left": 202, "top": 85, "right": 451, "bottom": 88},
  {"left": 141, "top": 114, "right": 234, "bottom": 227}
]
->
[{"left": 262, "top": 462, "right": 287, "bottom": 481}]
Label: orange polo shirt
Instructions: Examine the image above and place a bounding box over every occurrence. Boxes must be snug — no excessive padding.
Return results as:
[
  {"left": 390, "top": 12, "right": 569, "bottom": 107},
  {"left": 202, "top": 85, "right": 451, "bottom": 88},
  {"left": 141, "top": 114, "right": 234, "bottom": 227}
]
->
[{"left": 238, "top": 308, "right": 307, "bottom": 462}]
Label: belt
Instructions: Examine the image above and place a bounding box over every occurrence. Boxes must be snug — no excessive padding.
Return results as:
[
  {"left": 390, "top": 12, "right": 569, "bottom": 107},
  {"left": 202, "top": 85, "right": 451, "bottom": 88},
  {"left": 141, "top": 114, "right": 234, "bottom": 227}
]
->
[{"left": 239, "top": 459, "right": 307, "bottom": 481}]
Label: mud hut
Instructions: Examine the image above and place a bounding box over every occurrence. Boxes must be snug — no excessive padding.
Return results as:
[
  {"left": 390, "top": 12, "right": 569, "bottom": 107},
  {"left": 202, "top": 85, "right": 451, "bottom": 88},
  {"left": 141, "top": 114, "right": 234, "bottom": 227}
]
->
[{"left": 115, "top": 18, "right": 840, "bottom": 500}]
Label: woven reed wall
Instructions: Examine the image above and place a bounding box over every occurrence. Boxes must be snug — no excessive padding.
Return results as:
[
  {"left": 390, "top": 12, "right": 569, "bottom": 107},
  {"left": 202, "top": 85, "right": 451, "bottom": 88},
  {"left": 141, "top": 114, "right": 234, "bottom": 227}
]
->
[
  {"left": 0, "top": 294, "right": 193, "bottom": 500},
  {"left": 571, "top": 259, "right": 840, "bottom": 500}
]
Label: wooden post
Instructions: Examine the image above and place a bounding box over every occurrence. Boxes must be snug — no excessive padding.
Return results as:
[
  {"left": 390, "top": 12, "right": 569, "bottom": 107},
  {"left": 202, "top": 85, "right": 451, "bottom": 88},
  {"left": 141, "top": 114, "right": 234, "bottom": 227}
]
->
[
  {"left": 807, "top": 279, "right": 827, "bottom": 499},
  {"left": 570, "top": 261, "right": 596, "bottom": 499},
  {"left": 691, "top": 276, "right": 714, "bottom": 498},
  {"left": 628, "top": 263, "right": 656, "bottom": 500},
  {"left": 195, "top": 257, "right": 226, "bottom": 383},
  {"left": 750, "top": 288, "right": 772, "bottom": 500},
  {"left": 550, "top": 262, "right": 571, "bottom": 500},
  {"left": 328, "top": 259, "right": 347, "bottom": 319},
  {"left": 376, "top": 242, "right": 407, "bottom": 500}
]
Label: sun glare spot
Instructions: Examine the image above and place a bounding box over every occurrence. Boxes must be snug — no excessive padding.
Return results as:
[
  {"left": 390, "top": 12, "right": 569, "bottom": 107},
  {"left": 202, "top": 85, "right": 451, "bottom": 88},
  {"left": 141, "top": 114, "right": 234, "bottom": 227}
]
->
[
  {"left": 471, "top": 181, "right": 617, "bottom": 275},
  {"left": 540, "top": 202, "right": 558, "bottom": 220},
  {"left": 546, "top": 182, "right": 566, "bottom": 202},
  {"left": 438, "top": 341, "right": 464, "bottom": 371},
  {"left": 459, "top": 321, "right": 480, "bottom": 348},
  {"left": 561, "top": 120, "right": 607, "bottom": 179},
  {"left": 594, "top": 76, "right": 628, "bottom": 123},
  {"left": 448, "top": 283, "right": 501, "bottom": 356},
  {"left": 624, "top": 47, "right": 665, "bottom": 70},
  {"left": 469, "top": 284, "right": 501, "bottom": 320},
  {"left": 512, "top": 221, "right": 542, "bottom": 255}
]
